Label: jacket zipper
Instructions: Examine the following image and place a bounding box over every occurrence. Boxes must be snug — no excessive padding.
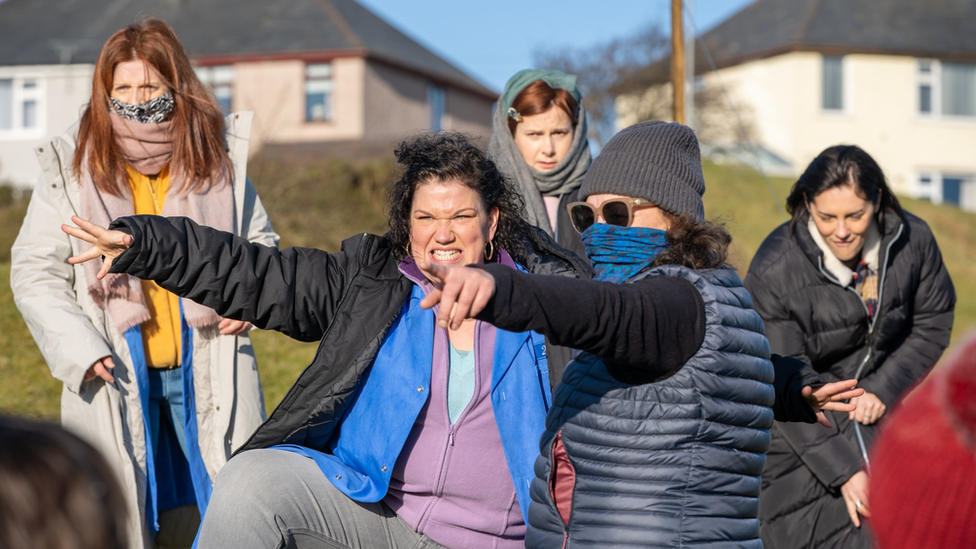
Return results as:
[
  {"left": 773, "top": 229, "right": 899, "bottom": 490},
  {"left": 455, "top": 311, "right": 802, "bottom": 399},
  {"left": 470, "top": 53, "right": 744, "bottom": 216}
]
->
[
  {"left": 815, "top": 221, "right": 904, "bottom": 470},
  {"left": 417, "top": 322, "right": 481, "bottom": 529},
  {"left": 236, "top": 237, "right": 405, "bottom": 452}
]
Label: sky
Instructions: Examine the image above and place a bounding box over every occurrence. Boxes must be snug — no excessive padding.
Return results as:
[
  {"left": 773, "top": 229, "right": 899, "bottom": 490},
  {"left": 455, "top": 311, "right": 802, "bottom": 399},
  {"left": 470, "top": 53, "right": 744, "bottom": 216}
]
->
[{"left": 356, "top": 0, "right": 756, "bottom": 93}]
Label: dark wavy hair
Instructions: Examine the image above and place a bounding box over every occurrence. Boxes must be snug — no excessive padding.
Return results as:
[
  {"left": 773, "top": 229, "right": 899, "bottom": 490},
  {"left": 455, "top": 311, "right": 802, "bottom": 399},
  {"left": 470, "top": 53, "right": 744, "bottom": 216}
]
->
[
  {"left": 0, "top": 416, "right": 128, "bottom": 549},
  {"left": 650, "top": 211, "right": 732, "bottom": 270},
  {"left": 387, "top": 132, "right": 531, "bottom": 264},
  {"left": 787, "top": 145, "right": 904, "bottom": 229}
]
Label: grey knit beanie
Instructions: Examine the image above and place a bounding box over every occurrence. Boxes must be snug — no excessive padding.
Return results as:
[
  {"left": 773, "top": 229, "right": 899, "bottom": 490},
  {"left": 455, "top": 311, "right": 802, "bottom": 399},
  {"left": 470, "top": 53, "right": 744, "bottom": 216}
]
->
[{"left": 580, "top": 120, "right": 705, "bottom": 222}]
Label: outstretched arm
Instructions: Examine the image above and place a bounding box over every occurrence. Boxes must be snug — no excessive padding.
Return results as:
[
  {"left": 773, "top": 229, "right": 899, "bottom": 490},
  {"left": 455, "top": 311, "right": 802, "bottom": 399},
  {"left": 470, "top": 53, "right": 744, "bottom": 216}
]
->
[
  {"left": 62, "top": 215, "right": 351, "bottom": 342},
  {"left": 418, "top": 261, "right": 705, "bottom": 383}
]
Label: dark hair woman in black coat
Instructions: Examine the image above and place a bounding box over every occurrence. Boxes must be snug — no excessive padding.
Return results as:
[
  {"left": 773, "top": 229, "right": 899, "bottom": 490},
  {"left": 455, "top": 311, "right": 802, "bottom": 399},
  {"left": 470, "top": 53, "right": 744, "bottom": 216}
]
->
[{"left": 745, "top": 145, "right": 956, "bottom": 549}]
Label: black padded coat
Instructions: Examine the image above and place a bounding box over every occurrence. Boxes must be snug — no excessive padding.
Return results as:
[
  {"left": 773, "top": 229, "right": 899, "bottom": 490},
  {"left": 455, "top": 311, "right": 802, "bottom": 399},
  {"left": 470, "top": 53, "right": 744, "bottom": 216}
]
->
[{"left": 745, "top": 209, "right": 955, "bottom": 549}]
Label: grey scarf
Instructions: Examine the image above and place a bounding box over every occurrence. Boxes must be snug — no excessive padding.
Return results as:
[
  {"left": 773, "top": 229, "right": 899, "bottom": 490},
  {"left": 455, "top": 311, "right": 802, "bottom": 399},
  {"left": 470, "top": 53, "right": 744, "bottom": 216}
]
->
[{"left": 488, "top": 94, "right": 591, "bottom": 236}]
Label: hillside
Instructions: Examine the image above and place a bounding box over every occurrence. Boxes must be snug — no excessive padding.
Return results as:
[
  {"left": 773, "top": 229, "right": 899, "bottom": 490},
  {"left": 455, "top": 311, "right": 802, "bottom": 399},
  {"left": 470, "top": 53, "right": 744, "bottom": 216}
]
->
[{"left": 1, "top": 155, "right": 973, "bottom": 420}]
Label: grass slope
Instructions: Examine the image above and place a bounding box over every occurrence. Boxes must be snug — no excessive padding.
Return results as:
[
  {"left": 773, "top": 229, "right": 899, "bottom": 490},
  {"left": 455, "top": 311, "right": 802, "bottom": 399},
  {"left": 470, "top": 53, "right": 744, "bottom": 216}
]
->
[{"left": 1, "top": 157, "right": 973, "bottom": 420}]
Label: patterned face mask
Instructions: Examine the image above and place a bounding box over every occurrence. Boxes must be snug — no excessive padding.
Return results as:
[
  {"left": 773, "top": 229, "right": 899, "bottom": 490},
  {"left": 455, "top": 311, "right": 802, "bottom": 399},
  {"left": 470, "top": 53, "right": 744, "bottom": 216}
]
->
[{"left": 109, "top": 91, "right": 175, "bottom": 123}]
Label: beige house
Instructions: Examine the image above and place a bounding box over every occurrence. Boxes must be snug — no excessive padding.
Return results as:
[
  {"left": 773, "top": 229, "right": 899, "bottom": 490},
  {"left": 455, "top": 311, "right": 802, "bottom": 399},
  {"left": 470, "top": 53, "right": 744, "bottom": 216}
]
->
[
  {"left": 617, "top": 0, "right": 976, "bottom": 211},
  {"left": 0, "top": 0, "right": 496, "bottom": 189}
]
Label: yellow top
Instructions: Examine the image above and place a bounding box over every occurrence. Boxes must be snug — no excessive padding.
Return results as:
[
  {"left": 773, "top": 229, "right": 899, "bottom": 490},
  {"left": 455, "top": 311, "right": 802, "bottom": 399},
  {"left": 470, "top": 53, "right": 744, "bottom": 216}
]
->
[{"left": 127, "top": 164, "right": 181, "bottom": 368}]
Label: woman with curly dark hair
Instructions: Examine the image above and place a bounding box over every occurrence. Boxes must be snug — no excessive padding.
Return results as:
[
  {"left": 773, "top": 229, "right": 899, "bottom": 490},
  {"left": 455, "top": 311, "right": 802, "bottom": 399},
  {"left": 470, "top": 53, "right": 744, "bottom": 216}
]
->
[{"left": 61, "top": 131, "right": 590, "bottom": 549}]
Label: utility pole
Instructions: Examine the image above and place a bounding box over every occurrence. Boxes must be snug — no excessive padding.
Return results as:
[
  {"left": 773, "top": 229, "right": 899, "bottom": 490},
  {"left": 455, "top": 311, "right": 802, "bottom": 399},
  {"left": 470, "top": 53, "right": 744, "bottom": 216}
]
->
[{"left": 671, "top": 0, "right": 686, "bottom": 124}]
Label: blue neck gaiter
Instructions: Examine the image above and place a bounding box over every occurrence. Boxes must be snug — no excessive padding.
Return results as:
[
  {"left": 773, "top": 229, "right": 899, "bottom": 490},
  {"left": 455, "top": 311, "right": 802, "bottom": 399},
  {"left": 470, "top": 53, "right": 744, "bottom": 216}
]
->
[{"left": 581, "top": 224, "right": 669, "bottom": 284}]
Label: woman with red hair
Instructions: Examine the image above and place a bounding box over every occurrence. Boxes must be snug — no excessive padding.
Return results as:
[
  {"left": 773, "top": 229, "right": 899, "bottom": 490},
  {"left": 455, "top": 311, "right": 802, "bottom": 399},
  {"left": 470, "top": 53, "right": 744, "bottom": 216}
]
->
[
  {"left": 488, "top": 69, "right": 594, "bottom": 375},
  {"left": 11, "top": 18, "right": 278, "bottom": 548},
  {"left": 488, "top": 69, "right": 591, "bottom": 261}
]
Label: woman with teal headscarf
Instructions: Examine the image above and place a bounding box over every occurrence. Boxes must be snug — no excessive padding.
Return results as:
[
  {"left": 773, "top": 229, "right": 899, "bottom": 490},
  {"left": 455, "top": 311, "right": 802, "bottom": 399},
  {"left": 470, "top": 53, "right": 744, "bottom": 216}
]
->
[{"left": 488, "top": 69, "right": 592, "bottom": 260}]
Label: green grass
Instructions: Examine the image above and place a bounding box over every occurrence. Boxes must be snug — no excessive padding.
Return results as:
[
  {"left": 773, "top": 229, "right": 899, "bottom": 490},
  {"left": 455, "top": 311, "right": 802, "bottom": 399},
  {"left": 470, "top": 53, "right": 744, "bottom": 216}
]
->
[{"left": 1, "top": 156, "right": 973, "bottom": 420}]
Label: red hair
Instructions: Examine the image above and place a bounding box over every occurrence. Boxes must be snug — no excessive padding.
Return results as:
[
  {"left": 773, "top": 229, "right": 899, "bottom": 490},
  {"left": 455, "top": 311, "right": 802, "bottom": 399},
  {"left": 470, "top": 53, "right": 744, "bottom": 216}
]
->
[
  {"left": 506, "top": 80, "right": 579, "bottom": 135},
  {"left": 73, "top": 18, "right": 230, "bottom": 196}
]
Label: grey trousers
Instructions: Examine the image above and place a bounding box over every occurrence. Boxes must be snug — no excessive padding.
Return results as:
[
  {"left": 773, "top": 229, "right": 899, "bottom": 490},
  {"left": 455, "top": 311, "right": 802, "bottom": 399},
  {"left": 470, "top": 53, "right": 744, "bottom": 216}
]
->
[{"left": 197, "top": 449, "right": 450, "bottom": 549}]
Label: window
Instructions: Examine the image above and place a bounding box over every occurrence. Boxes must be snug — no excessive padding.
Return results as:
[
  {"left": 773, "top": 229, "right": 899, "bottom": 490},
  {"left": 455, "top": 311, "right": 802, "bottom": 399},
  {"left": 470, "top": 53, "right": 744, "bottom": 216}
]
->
[
  {"left": 0, "top": 77, "right": 44, "bottom": 136},
  {"left": 915, "top": 171, "right": 976, "bottom": 210},
  {"left": 305, "top": 63, "right": 333, "bottom": 122},
  {"left": 195, "top": 65, "right": 234, "bottom": 115},
  {"left": 0, "top": 79, "right": 12, "bottom": 130},
  {"left": 942, "top": 62, "right": 976, "bottom": 117},
  {"left": 942, "top": 174, "right": 975, "bottom": 208},
  {"left": 427, "top": 85, "right": 445, "bottom": 131},
  {"left": 822, "top": 55, "right": 845, "bottom": 111},
  {"left": 918, "top": 59, "right": 976, "bottom": 118}
]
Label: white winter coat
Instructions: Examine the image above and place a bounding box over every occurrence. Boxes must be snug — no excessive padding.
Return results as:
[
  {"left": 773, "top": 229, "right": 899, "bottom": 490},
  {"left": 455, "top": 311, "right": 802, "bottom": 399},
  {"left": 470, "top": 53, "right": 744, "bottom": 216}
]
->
[{"left": 10, "top": 112, "right": 279, "bottom": 548}]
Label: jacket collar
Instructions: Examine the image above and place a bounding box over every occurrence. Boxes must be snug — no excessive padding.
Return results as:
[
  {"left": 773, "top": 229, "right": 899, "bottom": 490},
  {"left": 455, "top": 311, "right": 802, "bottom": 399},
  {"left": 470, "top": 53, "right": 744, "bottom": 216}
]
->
[{"left": 398, "top": 250, "right": 530, "bottom": 392}]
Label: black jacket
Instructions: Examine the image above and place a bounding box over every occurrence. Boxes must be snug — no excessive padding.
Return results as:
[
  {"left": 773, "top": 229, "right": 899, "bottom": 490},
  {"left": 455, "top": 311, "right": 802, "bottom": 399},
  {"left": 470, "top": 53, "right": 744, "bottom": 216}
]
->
[
  {"left": 554, "top": 189, "right": 587, "bottom": 262},
  {"left": 745, "top": 210, "right": 955, "bottom": 549},
  {"left": 109, "top": 216, "right": 590, "bottom": 454}
]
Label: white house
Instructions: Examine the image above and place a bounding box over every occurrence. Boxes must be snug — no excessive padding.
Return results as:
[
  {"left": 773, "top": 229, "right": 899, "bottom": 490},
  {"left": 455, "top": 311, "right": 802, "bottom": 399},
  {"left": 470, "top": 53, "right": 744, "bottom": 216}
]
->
[
  {"left": 0, "top": 0, "right": 496, "bottom": 189},
  {"left": 617, "top": 0, "right": 976, "bottom": 211}
]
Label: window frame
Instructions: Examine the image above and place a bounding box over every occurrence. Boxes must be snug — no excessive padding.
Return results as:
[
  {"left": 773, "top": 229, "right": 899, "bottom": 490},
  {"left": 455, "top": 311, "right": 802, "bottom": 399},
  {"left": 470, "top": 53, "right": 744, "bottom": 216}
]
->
[
  {"left": 916, "top": 58, "right": 976, "bottom": 121},
  {"left": 914, "top": 170, "right": 976, "bottom": 210},
  {"left": 820, "top": 54, "right": 849, "bottom": 115},
  {"left": 304, "top": 63, "right": 334, "bottom": 124},
  {"left": 427, "top": 84, "right": 445, "bottom": 131},
  {"left": 0, "top": 74, "right": 46, "bottom": 140},
  {"left": 195, "top": 65, "right": 235, "bottom": 116}
]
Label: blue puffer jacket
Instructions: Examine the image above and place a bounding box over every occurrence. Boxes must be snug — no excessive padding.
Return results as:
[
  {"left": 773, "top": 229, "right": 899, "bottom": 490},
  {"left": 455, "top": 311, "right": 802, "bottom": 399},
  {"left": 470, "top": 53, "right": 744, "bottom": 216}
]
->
[{"left": 526, "top": 265, "right": 776, "bottom": 548}]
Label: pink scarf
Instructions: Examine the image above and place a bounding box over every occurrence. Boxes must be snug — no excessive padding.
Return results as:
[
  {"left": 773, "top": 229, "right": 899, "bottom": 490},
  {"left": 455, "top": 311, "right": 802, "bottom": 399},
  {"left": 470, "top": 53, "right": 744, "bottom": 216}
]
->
[{"left": 80, "top": 112, "right": 234, "bottom": 334}]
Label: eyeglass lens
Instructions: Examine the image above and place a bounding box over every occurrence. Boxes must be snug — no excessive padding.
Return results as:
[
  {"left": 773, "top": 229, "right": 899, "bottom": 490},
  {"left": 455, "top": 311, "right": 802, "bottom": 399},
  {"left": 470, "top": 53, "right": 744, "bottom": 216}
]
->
[
  {"left": 570, "top": 201, "right": 632, "bottom": 232},
  {"left": 571, "top": 205, "right": 595, "bottom": 232},
  {"left": 602, "top": 201, "right": 631, "bottom": 227}
]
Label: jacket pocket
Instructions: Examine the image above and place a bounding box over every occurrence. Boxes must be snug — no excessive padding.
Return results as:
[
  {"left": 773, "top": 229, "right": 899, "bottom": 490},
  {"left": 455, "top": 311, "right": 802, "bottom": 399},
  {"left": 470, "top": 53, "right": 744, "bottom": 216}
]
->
[{"left": 549, "top": 430, "right": 576, "bottom": 527}]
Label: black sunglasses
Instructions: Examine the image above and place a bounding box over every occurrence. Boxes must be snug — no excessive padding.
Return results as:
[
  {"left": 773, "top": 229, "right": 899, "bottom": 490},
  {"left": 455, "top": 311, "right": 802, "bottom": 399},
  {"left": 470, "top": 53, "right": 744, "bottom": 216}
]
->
[{"left": 567, "top": 198, "right": 654, "bottom": 233}]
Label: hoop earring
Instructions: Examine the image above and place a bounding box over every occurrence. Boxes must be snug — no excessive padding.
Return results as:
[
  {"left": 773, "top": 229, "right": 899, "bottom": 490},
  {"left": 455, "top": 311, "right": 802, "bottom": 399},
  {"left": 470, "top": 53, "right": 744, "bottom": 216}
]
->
[
  {"left": 403, "top": 243, "right": 413, "bottom": 260},
  {"left": 484, "top": 240, "right": 495, "bottom": 262}
]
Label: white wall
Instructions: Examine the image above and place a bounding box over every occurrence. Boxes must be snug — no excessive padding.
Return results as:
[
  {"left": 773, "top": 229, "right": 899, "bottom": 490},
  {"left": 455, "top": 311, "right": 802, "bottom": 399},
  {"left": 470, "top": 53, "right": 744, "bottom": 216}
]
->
[
  {"left": 0, "top": 64, "right": 93, "bottom": 188},
  {"left": 617, "top": 51, "right": 976, "bottom": 211},
  {"left": 705, "top": 52, "right": 976, "bottom": 203}
]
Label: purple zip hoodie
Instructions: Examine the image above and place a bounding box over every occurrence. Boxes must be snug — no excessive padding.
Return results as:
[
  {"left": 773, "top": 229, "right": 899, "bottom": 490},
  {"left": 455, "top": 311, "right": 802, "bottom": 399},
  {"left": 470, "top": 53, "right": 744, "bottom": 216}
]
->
[{"left": 384, "top": 254, "right": 525, "bottom": 549}]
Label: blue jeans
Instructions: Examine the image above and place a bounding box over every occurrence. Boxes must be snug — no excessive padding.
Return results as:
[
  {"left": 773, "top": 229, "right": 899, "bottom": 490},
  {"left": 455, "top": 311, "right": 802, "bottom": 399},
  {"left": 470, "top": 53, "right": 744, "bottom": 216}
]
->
[{"left": 148, "top": 367, "right": 189, "bottom": 463}]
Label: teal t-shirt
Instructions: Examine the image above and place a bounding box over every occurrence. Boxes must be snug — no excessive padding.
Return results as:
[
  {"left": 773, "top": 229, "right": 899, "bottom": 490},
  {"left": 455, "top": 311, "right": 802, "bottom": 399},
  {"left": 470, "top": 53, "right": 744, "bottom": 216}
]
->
[{"left": 448, "top": 344, "right": 476, "bottom": 424}]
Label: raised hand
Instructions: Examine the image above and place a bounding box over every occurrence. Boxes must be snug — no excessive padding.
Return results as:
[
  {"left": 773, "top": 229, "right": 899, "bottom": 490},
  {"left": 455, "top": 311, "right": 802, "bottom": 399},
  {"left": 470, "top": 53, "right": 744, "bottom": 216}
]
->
[
  {"left": 417, "top": 262, "right": 496, "bottom": 330},
  {"left": 802, "top": 379, "right": 865, "bottom": 427},
  {"left": 61, "top": 215, "right": 133, "bottom": 279}
]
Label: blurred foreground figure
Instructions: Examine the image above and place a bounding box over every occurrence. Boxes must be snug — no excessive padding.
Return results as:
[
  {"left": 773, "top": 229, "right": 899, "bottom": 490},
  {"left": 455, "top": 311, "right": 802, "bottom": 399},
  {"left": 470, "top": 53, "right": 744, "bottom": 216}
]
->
[
  {"left": 870, "top": 331, "right": 976, "bottom": 549},
  {"left": 0, "top": 416, "right": 128, "bottom": 549}
]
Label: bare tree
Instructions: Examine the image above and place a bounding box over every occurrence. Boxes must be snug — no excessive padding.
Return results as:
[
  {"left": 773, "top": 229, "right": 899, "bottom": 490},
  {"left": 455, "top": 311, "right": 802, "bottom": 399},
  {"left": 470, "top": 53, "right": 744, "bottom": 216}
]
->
[{"left": 534, "top": 24, "right": 756, "bottom": 149}]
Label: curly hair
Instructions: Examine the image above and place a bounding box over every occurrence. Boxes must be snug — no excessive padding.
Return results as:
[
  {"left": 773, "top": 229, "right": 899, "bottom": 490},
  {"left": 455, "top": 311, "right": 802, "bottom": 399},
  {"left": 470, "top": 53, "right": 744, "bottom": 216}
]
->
[
  {"left": 387, "top": 132, "right": 531, "bottom": 265},
  {"left": 650, "top": 211, "right": 732, "bottom": 270}
]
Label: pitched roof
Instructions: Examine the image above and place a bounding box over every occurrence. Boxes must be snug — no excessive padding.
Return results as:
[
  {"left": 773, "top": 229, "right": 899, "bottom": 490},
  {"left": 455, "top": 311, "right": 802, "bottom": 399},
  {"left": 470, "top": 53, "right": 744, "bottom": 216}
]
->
[
  {"left": 617, "top": 0, "right": 976, "bottom": 93},
  {"left": 0, "top": 0, "right": 494, "bottom": 98}
]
